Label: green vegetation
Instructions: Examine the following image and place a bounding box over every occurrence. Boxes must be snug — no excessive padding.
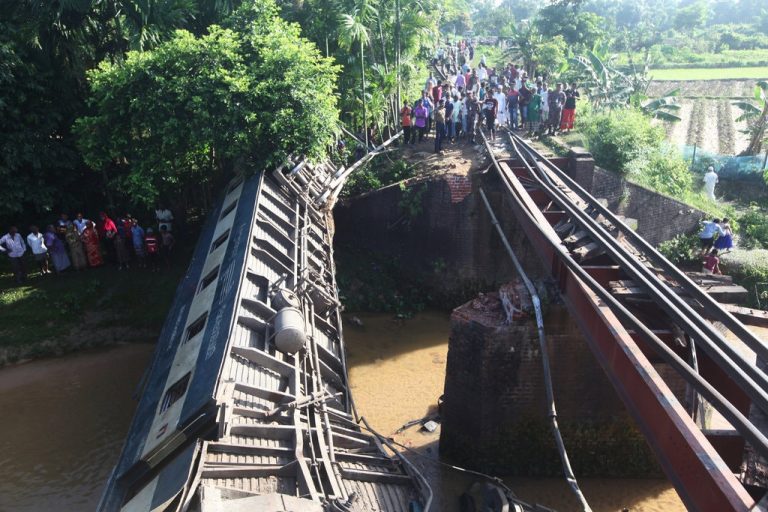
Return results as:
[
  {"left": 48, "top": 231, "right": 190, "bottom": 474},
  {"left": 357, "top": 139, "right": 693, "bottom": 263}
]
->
[
  {"left": 76, "top": 2, "right": 339, "bottom": 207},
  {"left": 652, "top": 67, "right": 768, "bottom": 80},
  {"left": 721, "top": 250, "right": 768, "bottom": 306},
  {"left": 0, "top": 255, "right": 187, "bottom": 365},
  {"left": 341, "top": 159, "right": 419, "bottom": 198}
]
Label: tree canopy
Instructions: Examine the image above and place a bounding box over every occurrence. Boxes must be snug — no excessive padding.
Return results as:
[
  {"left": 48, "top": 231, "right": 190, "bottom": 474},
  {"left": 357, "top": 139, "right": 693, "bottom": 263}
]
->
[{"left": 75, "top": 0, "right": 340, "bottom": 206}]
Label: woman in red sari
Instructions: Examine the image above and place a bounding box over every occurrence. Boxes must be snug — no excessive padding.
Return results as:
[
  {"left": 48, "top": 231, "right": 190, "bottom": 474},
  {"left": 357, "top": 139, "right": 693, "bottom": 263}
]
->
[{"left": 81, "top": 220, "right": 104, "bottom": 267}]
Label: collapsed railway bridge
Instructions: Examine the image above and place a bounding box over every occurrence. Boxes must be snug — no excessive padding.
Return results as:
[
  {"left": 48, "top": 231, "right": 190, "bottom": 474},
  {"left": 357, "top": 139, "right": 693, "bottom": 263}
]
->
[{"left": 99, "top": 127, "right": 768, "bottom": 511}]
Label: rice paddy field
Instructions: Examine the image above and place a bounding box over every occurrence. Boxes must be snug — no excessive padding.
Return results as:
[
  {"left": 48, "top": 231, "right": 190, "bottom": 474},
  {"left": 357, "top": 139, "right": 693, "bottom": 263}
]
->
[
  {"left": 646, "top": 79, "right": 762, "bottom": 155},
  {"left": 650, "top": 67, "right": 768, "bottom": 81}
]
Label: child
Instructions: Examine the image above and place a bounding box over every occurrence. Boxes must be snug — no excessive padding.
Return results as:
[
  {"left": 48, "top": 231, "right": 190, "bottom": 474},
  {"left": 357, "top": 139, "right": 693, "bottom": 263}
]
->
[
  {"left": 145, "top": 228, "right": 160, "bottom": 271},
  {"left": 160, "top": 225, "right": 175, "bottom": 267},
  {"left": 702, "top": 249, "right": 722, "bottom": 275}
]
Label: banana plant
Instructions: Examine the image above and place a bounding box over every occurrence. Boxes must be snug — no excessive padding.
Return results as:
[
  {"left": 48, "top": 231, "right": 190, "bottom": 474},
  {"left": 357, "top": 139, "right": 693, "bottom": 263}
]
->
[{"left": 733, "top": 80, "right": 768, "bottom": 156}]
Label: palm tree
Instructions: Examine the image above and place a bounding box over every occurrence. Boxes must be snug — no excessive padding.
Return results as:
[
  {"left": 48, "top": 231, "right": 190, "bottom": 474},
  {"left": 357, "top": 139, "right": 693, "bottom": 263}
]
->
[
  {"left": 339, "top": 5, "right": 374, "bottom": 151},
  {"left": 733, "top": 81, "right": 768, "bottom": 156}
]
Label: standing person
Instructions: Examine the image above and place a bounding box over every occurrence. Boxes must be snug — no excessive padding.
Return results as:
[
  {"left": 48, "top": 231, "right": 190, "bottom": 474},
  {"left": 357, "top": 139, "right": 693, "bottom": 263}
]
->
[
  {"left": 73, "top": 212, "right": 90, "bottom": 235},
  {"left": 421, "top": 90, "right": 434, "bottom": 138},
  {"left": 477, "top": 63, "right": 488, "bottom": 82},
  {"left": 65, "top": 224, "right": 87, "bottom": 270},
  {"left": 114, "top": 230, "right": 131, "bottom": 270},
  {"left": 528, "top": 88, "right": 541, "bottom": 133},
  {"left": 452, "top": 94, "right": 462, "bottom": 141},
  {"left": 145, "top": 228, "right": 160, "bottom": 271},
  {"left": 455, "top": 71, "right": 466, "bottom": 92},
  {"left": 547, "top": 83, "right": 566, "bottom": 136},
  {"left": 482, "top": 88, "right": 499, "bottom": 141},
  {"left": 494, "top": 86, "right": 507, "bottom": 128},
  {"left": 519, "top": 80, "right": 532, "bottom": 127},
  {"left": 445, "top": 96, "right": 455, "bottom": 142},
  {"left": 27, "top": 226, "right": 50, "bottom": 275},
  {"left": 98, "top": 212, "right": 118, "bottom": 262},
  {"left": 466, "top": 91, "right": 481, "bottom": 144},
  {"left": 704, "top": 166, "right": 719, "bottom": 202},
  {"left": 425, "top": 72, "right": 436, "bottom": 93},
  {"left": 507, "top": 85, "right": 519, "bottom": 129},
  {"left": 539, "top": 83, "right": 550, "bottom": 131},
  {"left": 699, "top": 218, "right": 724, "bottom": 256},
  {"left": 400, "top": 100, "right": 413, "bottom": 145},
  {"left": 434, "top": 99, "right": 447, "bottom": 154},
  {"left": 131, "top": 219, "right": 146, "bottom": 268},
  {"left": 0, "top": 226, "right": 27, "bottom": 284},
  {"left": 155, "top": 204, "right": 174, "bottom": 233},
  {"left": 160, "top": 225, "right": 175, "bottom": 267},
  {"left": 45, "top": 225, "right": 71, "bottom": 273},
  {"left": 560, "top": 83, "right": 580, "bottom": 132},
  {"left": 81, "top": 220, "right": 104, "bottom": 267},
  {"left": 413, "top": 99, "right": 428, "bottom": 144},
  {"left": 702, "top": 249, "right": 722, "bottom": 275},
  {"left": 57, "top": 213, "right": 72, "bottom": 230},
  {"left": 714, "top": 218, "right": 734, "bottom": 253}
]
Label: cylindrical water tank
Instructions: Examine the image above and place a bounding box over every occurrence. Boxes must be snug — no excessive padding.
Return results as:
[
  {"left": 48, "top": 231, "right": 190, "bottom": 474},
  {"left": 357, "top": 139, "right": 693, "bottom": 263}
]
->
[
  {"left": 272, "top": 288, "right": 301, "bottom": 310},
  {"left": 274, "top": 307, "right": 306, "bottom": 354}
]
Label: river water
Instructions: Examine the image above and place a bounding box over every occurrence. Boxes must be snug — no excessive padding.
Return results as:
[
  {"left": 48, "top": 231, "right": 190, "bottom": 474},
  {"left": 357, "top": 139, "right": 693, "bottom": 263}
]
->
[{"left": 0, "top": 312, "right": 685, "bottom": 511}]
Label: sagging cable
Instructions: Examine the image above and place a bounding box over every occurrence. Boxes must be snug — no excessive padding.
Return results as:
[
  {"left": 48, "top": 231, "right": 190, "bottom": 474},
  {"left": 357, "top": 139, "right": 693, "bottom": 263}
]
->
[{"left": 478, "top": 187, "right": 593, "bottom": 512}]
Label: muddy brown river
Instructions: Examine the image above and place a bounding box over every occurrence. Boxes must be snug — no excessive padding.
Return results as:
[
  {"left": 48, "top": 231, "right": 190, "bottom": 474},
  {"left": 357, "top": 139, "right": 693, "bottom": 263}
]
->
[{"left": 0, "top": 311, "right": 684, "bottom": 511}]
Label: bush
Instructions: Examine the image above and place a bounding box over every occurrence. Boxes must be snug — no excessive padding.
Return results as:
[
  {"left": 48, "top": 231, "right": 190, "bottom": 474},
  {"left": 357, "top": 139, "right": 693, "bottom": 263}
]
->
[
  {"left": 737, "top": 207, "right": 768, "bottom": 249},
  {"left": 626, "top": 144, "right": 692, "bottom": 198},
  {"left": 580, "top": 108, "right": 666, "bottom": 173},
  {"left": 720, "top": 249, "right": 768, "bottom": 307},
  {"left": 341, "top": 158, "right": 418, "bottom": 198},
  {"left": 658, "top": 232, "right": 701, "bottom": 267}
]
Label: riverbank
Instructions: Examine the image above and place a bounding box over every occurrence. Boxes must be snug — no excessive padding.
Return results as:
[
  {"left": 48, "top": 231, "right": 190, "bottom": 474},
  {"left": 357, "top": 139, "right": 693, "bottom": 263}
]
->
[{"left": 0, "top": 252, "right": 188, "bottom": 367}]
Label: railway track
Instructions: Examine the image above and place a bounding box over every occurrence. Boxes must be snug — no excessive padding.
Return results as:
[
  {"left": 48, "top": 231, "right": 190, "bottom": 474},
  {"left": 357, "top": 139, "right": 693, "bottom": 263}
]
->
[{"left": 476, "top": 126, "right": 768, "bottom": 511}]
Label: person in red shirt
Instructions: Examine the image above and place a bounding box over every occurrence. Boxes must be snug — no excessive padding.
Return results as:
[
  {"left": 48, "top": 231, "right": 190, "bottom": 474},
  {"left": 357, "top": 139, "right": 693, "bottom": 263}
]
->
[
  {"left": 703, "top": 249, "right": 722, "bottom": 275},
  {"left": 400, "top": 100, "right": 413, "bottom": 145},
  {"left": 145, "top": 228, "right": 160, "bottom": 271}
]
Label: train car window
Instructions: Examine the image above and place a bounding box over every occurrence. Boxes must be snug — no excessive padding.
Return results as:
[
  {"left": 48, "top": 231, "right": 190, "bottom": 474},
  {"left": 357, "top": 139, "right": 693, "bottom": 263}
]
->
[
  {"left": 210, "top": 229, "right": 230, "bottom": 253},
  {"left": 184, "top": 313, "right": 208, "bottom": 343},
  {"left": 160, "top": 372, "right": 191, "bottom": 413},
  {"left": 198, "top": 266, "right": 220, "bottom": 294}
]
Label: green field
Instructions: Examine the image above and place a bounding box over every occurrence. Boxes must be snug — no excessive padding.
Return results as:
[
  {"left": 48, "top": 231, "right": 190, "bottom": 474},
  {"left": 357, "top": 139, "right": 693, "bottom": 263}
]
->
[{"left": 651, "top": 67, "right": 768, "bottom": 80}]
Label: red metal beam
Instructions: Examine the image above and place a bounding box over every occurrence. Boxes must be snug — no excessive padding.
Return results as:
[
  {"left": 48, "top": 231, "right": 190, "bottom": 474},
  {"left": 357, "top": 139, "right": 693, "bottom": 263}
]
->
[{"left": 494, "top": 160, "right": 755, "bottom": 512}]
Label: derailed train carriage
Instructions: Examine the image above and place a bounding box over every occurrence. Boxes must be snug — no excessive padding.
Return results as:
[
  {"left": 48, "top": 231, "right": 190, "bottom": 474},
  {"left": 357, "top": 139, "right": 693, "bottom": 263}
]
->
[{"left": 99, "top": 158, "right": 432, "bottom": 512}]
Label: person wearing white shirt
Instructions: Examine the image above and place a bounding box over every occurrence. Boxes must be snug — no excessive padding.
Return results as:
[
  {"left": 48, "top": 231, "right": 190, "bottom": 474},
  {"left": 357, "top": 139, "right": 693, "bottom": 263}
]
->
[
  {"left": 26, "top": 225, "right": 50, "bottom": 275},
  {"left": 540, "top": 83, "right": 550, "bottom": 131},
  {"left": 0, "top": 226, "right": 27, "bottom": 283},
  {"left": 477, "top": 64, "right": 488, "bottom": 82},
  {"left": 73, "top": 212, "right": 90, "bottom": 235},
  {"left": 156, "top": 205, "right": 174, "bottom": 232},
  {"left": 704, "top": 166, "right": 718, "bottom": 201},
  {"left": 494, "top": 86, "right": 507, "bottom": 127}
]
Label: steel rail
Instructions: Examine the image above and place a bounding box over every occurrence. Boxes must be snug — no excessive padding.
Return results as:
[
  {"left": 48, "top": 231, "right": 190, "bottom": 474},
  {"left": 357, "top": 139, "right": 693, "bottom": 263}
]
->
[
  {"left": 507, "top": 133, "right": 768, "bottom": 414},
  {"left": 480, "top": 130, "right": 764, "bottom": 510},
  {"left": 477, "top": 128, "right": 768, "bottom": 464},
  {"left": 510, "top": 131, "right": 768, "bottom": 362}
]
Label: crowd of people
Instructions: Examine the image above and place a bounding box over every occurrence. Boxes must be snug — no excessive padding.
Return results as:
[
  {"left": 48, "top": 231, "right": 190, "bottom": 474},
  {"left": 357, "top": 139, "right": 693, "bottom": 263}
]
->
[
  {"left": 0, "top": 207, "right": 176, "bottom": 285},
  {"left": 401, "top": 40, "right": 580, "bottom": 154},
  {"left": 698, "top": 217, "right": 734, "bottom": 275}
]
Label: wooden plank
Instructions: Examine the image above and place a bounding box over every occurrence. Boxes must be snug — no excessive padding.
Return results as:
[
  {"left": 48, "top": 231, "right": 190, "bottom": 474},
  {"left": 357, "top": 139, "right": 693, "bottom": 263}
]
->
[
  {"left": 208, "top": 442, "right": 294, "bottom": 457},
  {"left": 229, "top": 423, "right": 296, "bottom": 440},
  {"left": 721, "top": 304, "right": 768, "bottom": 328}
]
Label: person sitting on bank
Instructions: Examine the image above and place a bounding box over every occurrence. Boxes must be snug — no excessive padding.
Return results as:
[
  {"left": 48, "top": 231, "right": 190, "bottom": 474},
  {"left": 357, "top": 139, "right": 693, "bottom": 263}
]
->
[{"left": 702, "top": 249, "right": 722, "bottom": 275}]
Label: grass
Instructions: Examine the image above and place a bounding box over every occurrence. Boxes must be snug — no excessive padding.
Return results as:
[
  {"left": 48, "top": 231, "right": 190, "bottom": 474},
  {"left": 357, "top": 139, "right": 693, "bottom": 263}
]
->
[
  {"left": 651, "top": 66, "right": 768, "bottom": 80},
  {"left": 0, "top": 247, "right": 190, "bottom": 364}
]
